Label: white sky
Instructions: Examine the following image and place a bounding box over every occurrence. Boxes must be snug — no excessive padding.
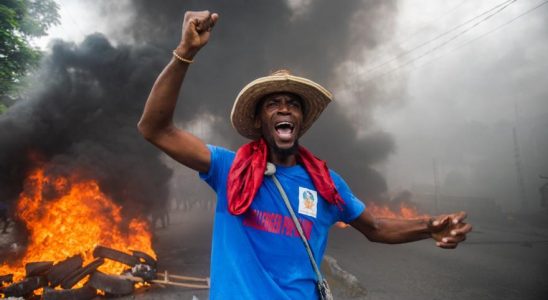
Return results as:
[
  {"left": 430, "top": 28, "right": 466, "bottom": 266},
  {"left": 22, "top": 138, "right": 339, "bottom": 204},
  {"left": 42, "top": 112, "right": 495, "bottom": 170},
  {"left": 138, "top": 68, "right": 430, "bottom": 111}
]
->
[
  {"left": 35, "top": 0, "right": 133, "bottom": 48},
  {"left": 368, "top": 0, "right": 548, "bottom": 211}
]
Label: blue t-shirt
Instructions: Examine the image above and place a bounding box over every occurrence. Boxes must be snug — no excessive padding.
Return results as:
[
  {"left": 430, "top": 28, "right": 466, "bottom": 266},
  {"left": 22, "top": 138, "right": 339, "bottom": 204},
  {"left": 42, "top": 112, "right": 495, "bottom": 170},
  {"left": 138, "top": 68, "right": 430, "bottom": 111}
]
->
[{"left": 199, "top": 145, "right": 365, "bottom": 299}]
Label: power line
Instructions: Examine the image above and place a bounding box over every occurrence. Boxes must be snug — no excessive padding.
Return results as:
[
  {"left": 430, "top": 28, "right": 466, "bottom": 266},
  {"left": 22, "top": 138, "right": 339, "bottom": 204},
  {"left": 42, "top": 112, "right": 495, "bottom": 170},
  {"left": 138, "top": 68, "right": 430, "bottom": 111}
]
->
[
  {"left": 375, "top": 0, "right": 548, "bottom": 80},
  {"left": 361, "top": 0, "right": 520, "bottom": 83},
  {"left": 360, "top": 0, "right": 516, "bottom": 77},
  {"left": 391, "top": 0, "right": 469, "bottom": 48},
  {"left": 365, "top": 1, "right": 470, "bottom": 66},
  {"left": 446, "top": 0, "right": 548, "bottom": 55}
]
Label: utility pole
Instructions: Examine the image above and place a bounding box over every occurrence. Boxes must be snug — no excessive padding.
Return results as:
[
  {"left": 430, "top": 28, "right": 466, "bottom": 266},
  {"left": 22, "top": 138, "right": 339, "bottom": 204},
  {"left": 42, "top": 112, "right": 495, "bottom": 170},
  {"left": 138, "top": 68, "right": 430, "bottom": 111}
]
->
[
  {"left": 540, "top": 175, "right": 548, "bottom": 208},
  {"left": 433, "top": 159, "right": 440, "bottom": 214},
  {"left": 513, "top": 103, "right": 528, "bottom": 211}
]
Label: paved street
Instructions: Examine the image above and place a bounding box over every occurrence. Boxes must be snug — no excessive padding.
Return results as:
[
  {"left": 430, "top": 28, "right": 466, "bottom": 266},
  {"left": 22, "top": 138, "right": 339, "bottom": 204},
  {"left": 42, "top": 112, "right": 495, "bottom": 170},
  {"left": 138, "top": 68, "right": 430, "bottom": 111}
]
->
[
  {"left": 133, "top": 210, "right": 548, "bottom": 300},
  {"left": 327, "top": 220, "right": 548, "bottom": 300},
  {"left": 2, "top": 209, "right": 548, "bottom": 299}
]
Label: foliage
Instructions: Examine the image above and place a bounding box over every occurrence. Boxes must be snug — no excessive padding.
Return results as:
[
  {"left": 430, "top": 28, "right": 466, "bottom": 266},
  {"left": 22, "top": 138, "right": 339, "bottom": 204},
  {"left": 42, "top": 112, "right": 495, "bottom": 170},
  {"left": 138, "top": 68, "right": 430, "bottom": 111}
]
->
[{"left": 0, "top": 0, "right": 59, "bottom": 109}]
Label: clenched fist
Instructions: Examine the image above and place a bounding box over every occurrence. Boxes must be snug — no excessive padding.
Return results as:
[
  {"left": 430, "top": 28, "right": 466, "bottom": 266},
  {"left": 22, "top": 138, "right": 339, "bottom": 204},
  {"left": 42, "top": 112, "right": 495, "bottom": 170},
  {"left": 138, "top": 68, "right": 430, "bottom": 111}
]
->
[{"left": 175, "top": 10, "right": 219, "bottom": 61}]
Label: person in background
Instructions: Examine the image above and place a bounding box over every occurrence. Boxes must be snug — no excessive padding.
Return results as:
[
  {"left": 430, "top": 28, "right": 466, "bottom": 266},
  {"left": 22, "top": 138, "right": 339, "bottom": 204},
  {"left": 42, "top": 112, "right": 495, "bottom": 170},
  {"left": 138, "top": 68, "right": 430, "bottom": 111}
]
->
[{"left": 0, "top": 201, "right": 10, "bottom": 234}]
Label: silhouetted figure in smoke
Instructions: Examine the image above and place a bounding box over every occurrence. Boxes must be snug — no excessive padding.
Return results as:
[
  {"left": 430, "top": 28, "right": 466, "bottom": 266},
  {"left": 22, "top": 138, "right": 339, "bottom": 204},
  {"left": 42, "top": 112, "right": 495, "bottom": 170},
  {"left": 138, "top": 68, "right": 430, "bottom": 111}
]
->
[
  {"left": 138, "top": 10, "right": 472, "bottom": 299},
  {"left": 174, "top": 197, "right": 185, "bottom": 211},
  {"left": 390, "top": 190, "right": 413, "bottom": 208},
  {"left": 540, "top": 176, "right": 548, "bottom": 207},
  {"left": 0, "top": 201, "right": 10, "bottom": 234},
  {"left": 151, "top": 202, "right": 170, "bottom": 231}
]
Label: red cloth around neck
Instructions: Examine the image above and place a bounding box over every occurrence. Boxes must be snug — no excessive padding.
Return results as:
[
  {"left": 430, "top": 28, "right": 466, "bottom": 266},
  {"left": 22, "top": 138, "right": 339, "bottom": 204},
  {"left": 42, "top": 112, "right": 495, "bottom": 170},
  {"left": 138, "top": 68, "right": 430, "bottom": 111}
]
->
[{"left": 227, "top": 138, "right": 345, "bottom": 215}]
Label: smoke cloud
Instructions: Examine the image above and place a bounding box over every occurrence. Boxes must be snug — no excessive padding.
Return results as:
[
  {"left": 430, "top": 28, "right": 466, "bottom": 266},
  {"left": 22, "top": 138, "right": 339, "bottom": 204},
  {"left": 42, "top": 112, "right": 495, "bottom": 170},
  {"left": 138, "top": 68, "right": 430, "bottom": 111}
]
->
[
  {"left": 0, "top": 0, "right": 400, "bottom": 218},
  {"left": 0, "top": 34, "right": 172, "bottom": 215},
  {"left": 124, "top": 0, "right": 400, "bottom": 198}
]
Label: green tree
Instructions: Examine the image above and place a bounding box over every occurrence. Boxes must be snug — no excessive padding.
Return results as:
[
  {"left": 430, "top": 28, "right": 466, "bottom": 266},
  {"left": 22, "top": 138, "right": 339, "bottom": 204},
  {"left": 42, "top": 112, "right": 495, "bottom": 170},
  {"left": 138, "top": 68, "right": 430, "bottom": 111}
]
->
[{"left": 0, "top": 0, "right": 59, "bottom": 111}]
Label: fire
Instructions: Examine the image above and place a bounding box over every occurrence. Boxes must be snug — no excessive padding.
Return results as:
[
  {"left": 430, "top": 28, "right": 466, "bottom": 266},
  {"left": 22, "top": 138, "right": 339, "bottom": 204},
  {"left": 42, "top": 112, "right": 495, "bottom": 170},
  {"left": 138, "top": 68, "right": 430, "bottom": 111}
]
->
[
  {"left": 0, "top": 167, "right": 156, "bottom": 285},
  {"left": 334, "top": 201, "right": 427, "bottom": 229},
  {"left": 366, "top": 201, "right": 427, "bottom": 219}
]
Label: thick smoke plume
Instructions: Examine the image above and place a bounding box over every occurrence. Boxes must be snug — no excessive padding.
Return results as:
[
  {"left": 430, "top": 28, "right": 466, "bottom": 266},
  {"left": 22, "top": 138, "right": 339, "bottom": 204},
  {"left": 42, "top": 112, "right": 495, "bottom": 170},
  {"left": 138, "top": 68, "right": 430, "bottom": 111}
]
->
[
  {"left": 123, "top": 0, "right": 399, "bottom": 199},
  {"left": 0, "top": 0, "right": 399, "bottom": 217},
  {"left": 0, "top": 35, "right": 172, "bottom": 215}
]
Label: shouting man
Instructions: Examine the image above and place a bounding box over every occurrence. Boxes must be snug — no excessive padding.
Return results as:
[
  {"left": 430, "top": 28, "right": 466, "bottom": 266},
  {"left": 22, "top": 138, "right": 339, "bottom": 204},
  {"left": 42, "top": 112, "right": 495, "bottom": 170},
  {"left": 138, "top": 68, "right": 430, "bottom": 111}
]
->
[{"left": 138, "top": 10, "right": 472, "bottom": 300}]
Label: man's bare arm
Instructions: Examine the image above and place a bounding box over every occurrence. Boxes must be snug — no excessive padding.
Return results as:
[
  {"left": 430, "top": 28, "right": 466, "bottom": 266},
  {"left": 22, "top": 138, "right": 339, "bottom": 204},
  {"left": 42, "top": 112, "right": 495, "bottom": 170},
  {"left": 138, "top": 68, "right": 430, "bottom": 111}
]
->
[
  {"left": 138, "top": 11, "right": 218, "bottom": 173},
  {"left": 350, "top": 210, "right": 472, "bottom": 249}
]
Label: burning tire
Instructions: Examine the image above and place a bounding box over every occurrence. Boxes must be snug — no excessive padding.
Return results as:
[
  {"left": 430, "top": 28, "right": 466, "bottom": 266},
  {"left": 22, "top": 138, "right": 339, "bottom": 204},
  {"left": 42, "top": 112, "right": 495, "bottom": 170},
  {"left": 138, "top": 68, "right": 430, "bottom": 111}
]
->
[
  {"left": 47, "top": 255, "right": 83, "bottom": 287},
  {"left": 88, "top": 271, "right": 135, "bottom": 296},
  {"left": 93, "top": 245, "right": 139, "bottom": 267}
]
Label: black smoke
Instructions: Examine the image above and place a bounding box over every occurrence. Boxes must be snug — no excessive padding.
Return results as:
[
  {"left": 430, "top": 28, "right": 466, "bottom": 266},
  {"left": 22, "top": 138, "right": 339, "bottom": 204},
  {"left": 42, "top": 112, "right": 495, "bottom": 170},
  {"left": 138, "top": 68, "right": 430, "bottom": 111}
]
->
[
  {"left": 0, "top": 0, "right": 400, "bottom": 217},
  {"left": 0, "top": 34, "right": 172, "bottom": 216},
  {"left": 122, "top": 0, "right": 399, "bottom": 199}
]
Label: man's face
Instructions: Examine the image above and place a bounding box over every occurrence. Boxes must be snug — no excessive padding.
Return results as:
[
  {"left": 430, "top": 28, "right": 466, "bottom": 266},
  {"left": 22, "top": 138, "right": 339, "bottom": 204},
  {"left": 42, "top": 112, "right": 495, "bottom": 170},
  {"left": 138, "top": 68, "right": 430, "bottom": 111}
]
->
[{"left": 256, "top": 93, "right": 304, "bottom": 155}]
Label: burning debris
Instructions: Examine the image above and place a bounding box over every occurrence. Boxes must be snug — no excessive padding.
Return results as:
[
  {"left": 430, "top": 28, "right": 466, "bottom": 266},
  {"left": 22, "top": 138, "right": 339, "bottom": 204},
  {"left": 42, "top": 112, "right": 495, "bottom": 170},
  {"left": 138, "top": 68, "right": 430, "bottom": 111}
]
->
[
  {"left": 0, "top": 33, "right": 172, "bottom": 232},
  {"left": 0, "top": 245, "right": 159, "bottom": 299},
  {"left": 1, "top": 275, "right": 47, "bottom": 298},
  {"left": 365, "top": 190, "right": 428, "bottom": 219},
  {"left": 334, "top": 199, "right": 427, "bottom": 230},
  {"left": 0, "top": 165, "right": 161, "bottom": 298},
  {"left": 88, "top": 270, "right": 135, "bottom": 297},
  {"left": 366, "top": 201, "right": 427, "bottom": 219},
  {"left": 0, "top": 162, "right": 210, "bottom": 299},
  {"left": 0, "top": 165, "right": 155, "bottom": 276}
]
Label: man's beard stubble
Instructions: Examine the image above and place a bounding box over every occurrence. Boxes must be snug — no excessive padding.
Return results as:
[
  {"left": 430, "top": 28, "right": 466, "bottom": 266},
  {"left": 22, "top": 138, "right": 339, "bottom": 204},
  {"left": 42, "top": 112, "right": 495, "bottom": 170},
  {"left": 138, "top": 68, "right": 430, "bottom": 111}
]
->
[{"left": 268, "top": 139, "right": 300, "bottom": 159}]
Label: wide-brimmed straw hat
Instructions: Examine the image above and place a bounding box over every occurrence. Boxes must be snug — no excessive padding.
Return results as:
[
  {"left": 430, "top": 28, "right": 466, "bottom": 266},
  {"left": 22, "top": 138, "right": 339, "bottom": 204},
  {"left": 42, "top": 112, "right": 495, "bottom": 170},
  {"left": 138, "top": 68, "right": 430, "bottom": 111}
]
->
[{"left": 230, "top": 70, "right": 333, "bottom": 140}]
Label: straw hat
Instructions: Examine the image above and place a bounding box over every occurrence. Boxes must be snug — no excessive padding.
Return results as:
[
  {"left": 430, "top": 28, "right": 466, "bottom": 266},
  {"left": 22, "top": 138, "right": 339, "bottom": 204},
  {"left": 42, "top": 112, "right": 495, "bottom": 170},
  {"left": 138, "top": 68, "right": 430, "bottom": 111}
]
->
[{"left": 230, "top": 70, "right": 333, "bottom": 140}]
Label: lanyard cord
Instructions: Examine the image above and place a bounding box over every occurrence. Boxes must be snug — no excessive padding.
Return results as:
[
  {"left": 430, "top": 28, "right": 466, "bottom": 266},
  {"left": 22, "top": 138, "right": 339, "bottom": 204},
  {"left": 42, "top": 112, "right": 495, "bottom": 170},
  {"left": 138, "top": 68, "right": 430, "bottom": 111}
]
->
[{"left": 269, "top": 171, "right": 324, "bottom": 282}]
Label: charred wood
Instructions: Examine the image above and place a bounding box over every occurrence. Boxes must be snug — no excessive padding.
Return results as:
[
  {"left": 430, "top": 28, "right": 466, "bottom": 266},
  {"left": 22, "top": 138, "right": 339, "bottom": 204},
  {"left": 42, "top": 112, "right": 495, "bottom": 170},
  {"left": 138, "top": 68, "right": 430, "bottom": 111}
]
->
[
  {"left": 25, "top": 261, "right": 53, "bottom": 277},
  {"left": 1, "top": 276, "right": 47, "bottom": 298},
  {"left": 0, "top": 274, "right": 13, "bottom": 285},
  {"left": 47, "top": 254, "right": 83, "bottom": 287},
  {"left": 93, "top": 245, "right": 138, "bottom": 267},
  {"left": 88, "top": 271, "right": 135, "bottom": 296},
  {"left": 60, "top": 258, "right": 104, "bottom": 289}
]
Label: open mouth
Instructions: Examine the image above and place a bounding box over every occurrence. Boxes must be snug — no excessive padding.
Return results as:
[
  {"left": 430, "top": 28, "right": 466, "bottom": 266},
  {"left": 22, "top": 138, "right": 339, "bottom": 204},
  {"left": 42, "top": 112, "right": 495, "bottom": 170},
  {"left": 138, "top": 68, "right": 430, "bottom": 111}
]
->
[{"left": 274, "top": 121, "right": 295, "bottom": 140}]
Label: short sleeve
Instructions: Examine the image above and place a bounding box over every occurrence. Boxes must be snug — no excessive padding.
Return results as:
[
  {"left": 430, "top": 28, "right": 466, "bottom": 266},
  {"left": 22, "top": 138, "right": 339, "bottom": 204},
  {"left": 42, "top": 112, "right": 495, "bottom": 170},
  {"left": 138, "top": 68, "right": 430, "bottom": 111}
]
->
[
  {"left": 330, "top": 170, "right": 366, "bottom": 223},
  {"left": 199, "top": 145, "right": 235, "bottom": 192}
]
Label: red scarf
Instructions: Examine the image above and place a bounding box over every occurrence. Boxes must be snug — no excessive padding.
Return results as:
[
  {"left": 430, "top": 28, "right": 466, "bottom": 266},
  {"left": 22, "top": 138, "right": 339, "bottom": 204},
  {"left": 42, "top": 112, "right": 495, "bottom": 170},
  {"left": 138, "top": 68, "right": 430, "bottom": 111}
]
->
[{"left": 227, "top": 138, "right": 345, "bottom": 215}]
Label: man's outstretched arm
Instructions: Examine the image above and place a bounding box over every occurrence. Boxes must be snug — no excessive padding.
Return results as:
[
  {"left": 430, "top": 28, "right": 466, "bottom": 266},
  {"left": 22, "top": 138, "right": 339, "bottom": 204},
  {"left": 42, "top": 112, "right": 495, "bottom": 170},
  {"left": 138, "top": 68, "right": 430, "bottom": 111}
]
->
[
  {"left": 138, "top": 11, "right": 218, "bottom": 173},
  {"left": 350, "top": 210, "right": 472, "bottom": 249}
]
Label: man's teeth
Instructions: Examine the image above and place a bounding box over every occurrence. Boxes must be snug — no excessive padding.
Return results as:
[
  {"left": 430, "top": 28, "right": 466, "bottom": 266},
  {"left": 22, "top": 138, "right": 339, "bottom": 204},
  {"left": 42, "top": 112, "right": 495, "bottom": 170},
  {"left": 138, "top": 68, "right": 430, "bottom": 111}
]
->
[
  {"left": 275, "top": 122, "right": 294, "bottom": 129},
  {"left": 275, "top": 122, "right": 294, "bottom": 136}
]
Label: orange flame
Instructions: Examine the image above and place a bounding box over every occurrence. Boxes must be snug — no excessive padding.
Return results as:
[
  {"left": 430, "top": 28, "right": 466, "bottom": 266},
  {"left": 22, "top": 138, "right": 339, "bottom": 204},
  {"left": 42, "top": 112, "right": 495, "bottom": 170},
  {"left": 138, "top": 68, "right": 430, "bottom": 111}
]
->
[
  {"left": 334, "top": 201, "right": 427, "bottom": 229},
  {"left": 0, "top": 167, "right": 156, "bottom": 285},
  {"left": 367, "top": 201, "right": 427, "bottom": 219}
]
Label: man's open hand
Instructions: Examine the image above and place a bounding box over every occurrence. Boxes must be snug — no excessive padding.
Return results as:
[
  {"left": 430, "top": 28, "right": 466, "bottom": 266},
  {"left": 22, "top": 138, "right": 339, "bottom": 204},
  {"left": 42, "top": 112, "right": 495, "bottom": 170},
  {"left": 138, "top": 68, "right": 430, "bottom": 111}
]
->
[
  {"left": 175, "top": 10, "right": 219, "bottom": 60},
  {"left": 429, "top": 211, "right": 472, "bottom": 249}
]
